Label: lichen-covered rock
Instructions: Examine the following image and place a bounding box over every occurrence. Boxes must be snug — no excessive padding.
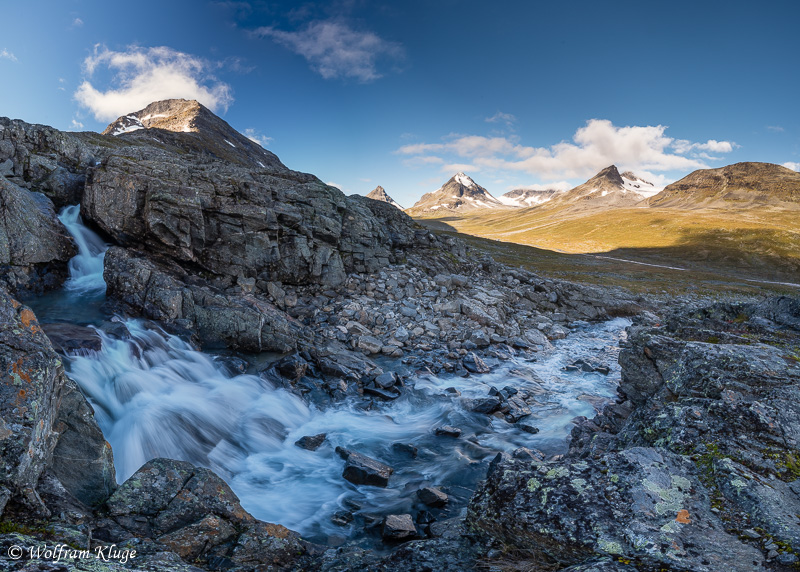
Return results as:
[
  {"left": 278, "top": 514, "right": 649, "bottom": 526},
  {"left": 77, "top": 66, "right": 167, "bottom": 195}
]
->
[
  {"left": 0, "top": 177, "right": 75, "bottom": 295},
  {"left": 104, "top": 458, "right": 314, "bottom": 570},
  {"left": 468, "top": 447, "right": 763, "bottom": 571},
  {"left": 0, "top": 288, "right": 113, "bottom": 519}
]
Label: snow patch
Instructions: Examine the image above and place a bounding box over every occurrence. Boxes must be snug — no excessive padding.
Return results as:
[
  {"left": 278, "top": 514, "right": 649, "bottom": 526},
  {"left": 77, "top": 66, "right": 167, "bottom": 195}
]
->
[
  {"left": 454, "top": 172, "right": 476, "bottom": 188},
  {"left": 224, "top": 139, "right": 236, "bottom": 148}
]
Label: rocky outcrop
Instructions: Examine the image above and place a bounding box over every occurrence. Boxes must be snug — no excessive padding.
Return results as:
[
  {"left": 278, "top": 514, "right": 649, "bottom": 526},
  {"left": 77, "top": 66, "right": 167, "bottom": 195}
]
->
[
  {"left": 84, "top": 105, "right": 432, "bottom": 291},
  {"left": 96, "top": 458, "right": 317, "bottom": 570},
  {"left": 0, "top": 116, "right": 99, "bottom": 208},
  {"left": 103, "top": 247, "right": 310, "bottom": 352},
  {"left": 0, "top": 177, "right": 75, "bottom": 295},
  {"left": 468, "top": 296, "right": 800, "bottom": 570},
  {"left": 0, "top": 288, "right": 113, "bottom": 519}
]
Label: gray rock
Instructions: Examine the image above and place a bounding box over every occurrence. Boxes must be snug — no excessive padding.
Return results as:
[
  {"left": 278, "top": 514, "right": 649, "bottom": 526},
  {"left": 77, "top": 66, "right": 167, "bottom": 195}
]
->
[
  {"left": 382, "top": 514, "right": 417, "bottom": 541},
  {"left": 462, "top": 352, "right": 490, "bottom": 373},
  {"left": 336, "top": 447, "right": 394, "bottom": 487},
  {"left": 417, "top": 486, "right": 448, "bottom": 507},
  {"left": 295, "top": 433, "right": 326, "bottom": 451}
]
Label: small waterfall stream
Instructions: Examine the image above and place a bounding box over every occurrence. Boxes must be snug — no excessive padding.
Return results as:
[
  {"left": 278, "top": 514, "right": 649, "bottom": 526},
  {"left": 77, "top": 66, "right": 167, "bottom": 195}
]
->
[{"left": 41, "top": 205, "right": 629, "bottom": 545}]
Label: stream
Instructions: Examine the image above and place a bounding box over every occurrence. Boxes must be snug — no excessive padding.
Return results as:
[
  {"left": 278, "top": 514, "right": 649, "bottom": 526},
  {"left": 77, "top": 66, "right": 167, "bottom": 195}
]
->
[{"left": 28, "top": 205, "right": 630, "bottom": 547}]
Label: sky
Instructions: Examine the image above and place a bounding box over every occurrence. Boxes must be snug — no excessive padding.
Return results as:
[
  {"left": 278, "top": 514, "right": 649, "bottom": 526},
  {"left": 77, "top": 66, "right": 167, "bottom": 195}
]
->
[{"left": 1, "top": 0, "right": 799, "bottom": 207}]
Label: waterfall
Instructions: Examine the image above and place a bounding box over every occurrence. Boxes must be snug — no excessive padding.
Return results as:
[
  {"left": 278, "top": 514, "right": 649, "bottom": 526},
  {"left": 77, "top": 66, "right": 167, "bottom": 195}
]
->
[{"left": 59, "top": 204, "right": 108, "bottom": 292}]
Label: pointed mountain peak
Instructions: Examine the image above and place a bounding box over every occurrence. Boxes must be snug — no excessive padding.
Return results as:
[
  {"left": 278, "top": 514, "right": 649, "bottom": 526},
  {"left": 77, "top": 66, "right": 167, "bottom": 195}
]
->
[
  {"left": 366, "top": 185, "right": 403, "bottom": 209},
  {"left": 407, "top": 172, "right": 502, "bottom": 214},
  {"left": 101, "top": 99, "right": 285, "bottom": 171},
  {"left": 452, "top": 172, "right": 477, "bottom": 188},
  {"left": 591, "top": 165, "right": 624, "bottom": 185}
]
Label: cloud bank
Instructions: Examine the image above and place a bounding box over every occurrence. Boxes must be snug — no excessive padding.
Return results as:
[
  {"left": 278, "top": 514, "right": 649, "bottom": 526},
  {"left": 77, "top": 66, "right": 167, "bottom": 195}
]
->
[
  {"left": 254, "top": 20, "right": 403, "bottom": 82},
  {"left": 0, "top": 49, "right": 17, "bottom": 62},
  {"left": 784, "top": 162, "right": 800, "bottom": 172},
  {"left": 397, "top": 119, "right": 736, "bottom": 180},
  {"left": 75, "top": 45, "right": 233, "bottom": 122}
]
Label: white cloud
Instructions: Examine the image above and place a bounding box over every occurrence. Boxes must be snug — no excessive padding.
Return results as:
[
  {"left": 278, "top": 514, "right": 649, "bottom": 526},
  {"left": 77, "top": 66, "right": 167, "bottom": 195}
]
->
[
  {"left": 486, "top": 111, "right": 516, "bottom": 126},
  {"left": 784, "top": 162, "right": 800, "bottom": 172},
  {"left": 244, "top": 128, "right": 272, "bottom": 147},
  {"left": 0, "top": 49, "right": 17, "bottom": 62},
  {"left": 75, "top": 45, "right": 233, "bottom": 122},
  {"left": 72, "top": 17, "right": 84, "bottom": 27},
  {"left": 398, "top": 119, "right": 736, "bottom": 180},
  {"left": 70, "top": 119, "right": 84, "bottom": 130},
  {"left": 442, "top": 163, "right": 478, "bottom": 174},
  {"left": 254, "top": 20, "right": 403, "bottom": 82},
  {"left": 326, "top": 181, "right": 342, "bottom": 189},
  {"left": 767, "top": 125, "right": 785, "bottom": 132}
]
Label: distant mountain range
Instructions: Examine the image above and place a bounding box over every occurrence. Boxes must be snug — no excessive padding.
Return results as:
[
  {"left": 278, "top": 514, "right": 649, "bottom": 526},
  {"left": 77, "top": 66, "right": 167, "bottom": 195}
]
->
[
  {"left": 366, "top": 186, "right": 403, "bottom": 209},
  {"left": 406, "top": 165, "right": 657, "bottom": 214}
]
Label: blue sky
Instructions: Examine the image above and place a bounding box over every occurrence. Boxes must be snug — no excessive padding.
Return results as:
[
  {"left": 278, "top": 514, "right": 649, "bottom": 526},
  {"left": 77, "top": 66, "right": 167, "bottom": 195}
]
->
[{"left": 1, "top": 0, "right": 798, "bottom": 206}]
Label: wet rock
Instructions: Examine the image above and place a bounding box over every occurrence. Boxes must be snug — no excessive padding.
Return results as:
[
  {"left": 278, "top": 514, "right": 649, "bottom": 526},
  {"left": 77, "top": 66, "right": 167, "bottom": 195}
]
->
[
  {"left": 364, "top": 384, "right": 401, "bottom": 400},
  {"left": 274, "top": 353, "right": 308, "bottom": 381},
  {"left": 519, "top": 424, "right": 540, "bottom": 434},
  {"left": 382, "top": 514, "right": 417, "bottom": 541},
  {"left": 295, "top": 433, "right": 326, "bottom": 451},
  {"left": 336, "top": 447, "right": 394, "bottom": 487},
  {"left": 374, "top": 371, "right": 398, "bottom": 389},
  {"left": 435, "top": 426, "right": 462, "bottom": 437},
  {"left": 470, "top": 397, "right": 502, "bottom": 414},
  {"left": 331, "top": 511, "right": 354, "bottom": 526},
  {"left": 392, "top": 443, "right": 418, "bottom": 458},
  {"left": 462, "top": 352, "right": 489, "bottom": 373},
  {"left": 417, "top": 487, "right": 448, "bottom": 508},
  {"left": 41, "top": 322, "right": 103, "bottom": 353}
]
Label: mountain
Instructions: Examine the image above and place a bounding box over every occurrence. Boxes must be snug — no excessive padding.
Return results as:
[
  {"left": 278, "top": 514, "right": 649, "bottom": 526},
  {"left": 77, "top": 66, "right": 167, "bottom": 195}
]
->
[
  {"left": 406, "top": 172, "right": 502, "bottom": 214},
  {"left": 102, "top": 99, "right": 283, "bottom": 170},
  {"left": 366, "top": 186, "right": 403, "bottom": 209},
  {"left": 498, "top": 188, "right": 560, "bottom": 207},
  {"left": 647, "top": 162, "right": 800, "bottom": 208},
  {"left": 542, "top": 165, "right": 651, "bottom": 211}
]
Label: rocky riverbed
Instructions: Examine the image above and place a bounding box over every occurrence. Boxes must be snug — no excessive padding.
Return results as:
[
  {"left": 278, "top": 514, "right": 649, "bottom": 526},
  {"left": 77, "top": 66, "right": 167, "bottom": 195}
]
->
[{"left": 2, "top": 102, "right": 799, "bottom": 571}]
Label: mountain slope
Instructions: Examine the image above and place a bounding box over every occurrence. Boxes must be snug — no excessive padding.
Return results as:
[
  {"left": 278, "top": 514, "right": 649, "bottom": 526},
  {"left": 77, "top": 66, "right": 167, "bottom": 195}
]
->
[
  {"left": 648, "top": 162, "right": 800, "bottom": 208},
  {"left": 103, "top": 99, "right": 283, "bottom": 170},
  {"left": 541, "top": 165, "right": 649, "bottom": 211},
  {"left": 366, "top": 186, "right": 403, "bottom": 209},
  {"left": 406, "top": 172, "right": 503, "bottom": 214}
]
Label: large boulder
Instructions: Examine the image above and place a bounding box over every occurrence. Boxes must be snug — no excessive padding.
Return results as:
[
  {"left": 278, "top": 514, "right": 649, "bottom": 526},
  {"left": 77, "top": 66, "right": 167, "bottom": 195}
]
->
[
  {"left": 0, "top": 177, "right": 75, "bottom": 295},
  {"left": 103, "top": 458, "right": 315, "bottom": 570},
  {"left": 104, "top": 246, "right": 310, "bottom": 352}
]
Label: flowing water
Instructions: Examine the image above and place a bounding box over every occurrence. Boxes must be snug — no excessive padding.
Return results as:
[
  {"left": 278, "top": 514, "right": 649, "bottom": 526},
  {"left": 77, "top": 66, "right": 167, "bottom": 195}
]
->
[{"left": 35, "top": 206, "right": 630, "bottom": 546}]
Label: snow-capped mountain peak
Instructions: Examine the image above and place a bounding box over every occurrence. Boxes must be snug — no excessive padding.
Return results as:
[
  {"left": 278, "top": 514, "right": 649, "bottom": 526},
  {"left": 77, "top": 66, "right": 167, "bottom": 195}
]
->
[
  {"left": 407, "top": 172, "right": 503, "bottom": 214},
  {"left": 454, "top": 172, "right": 477, "bottom": 189}
]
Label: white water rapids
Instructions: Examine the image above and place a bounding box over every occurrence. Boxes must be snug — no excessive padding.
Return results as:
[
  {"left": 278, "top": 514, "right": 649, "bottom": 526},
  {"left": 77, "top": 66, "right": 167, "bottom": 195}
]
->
[{"left": 46, "top": 206, "right": 629, "bottom": 545}]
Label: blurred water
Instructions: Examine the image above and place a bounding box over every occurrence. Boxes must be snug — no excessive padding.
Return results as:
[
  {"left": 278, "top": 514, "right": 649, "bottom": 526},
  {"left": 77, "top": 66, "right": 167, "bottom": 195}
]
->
[{"left": 41, "top": 205, "right": 630, "bottom": 545}]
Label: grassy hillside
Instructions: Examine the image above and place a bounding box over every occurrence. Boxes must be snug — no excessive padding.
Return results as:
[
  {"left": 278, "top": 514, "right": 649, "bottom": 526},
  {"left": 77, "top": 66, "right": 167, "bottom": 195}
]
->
[{"left": 417, "top": 205, "right": 800, "bottom": 287}]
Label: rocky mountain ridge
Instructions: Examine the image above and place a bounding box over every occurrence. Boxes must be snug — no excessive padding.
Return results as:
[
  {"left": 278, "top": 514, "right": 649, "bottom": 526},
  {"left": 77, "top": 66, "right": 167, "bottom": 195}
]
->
[{"left": 539, "top": 164, "right": 650, "bottom": 212}]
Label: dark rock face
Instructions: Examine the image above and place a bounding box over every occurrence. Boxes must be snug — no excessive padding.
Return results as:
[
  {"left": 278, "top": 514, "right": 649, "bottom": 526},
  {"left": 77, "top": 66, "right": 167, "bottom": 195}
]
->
[
  {"left": 0, "top": 116, "right": 98, "bottom": 208},
  {"left": 104, "top": 247, "right": 309, "bottom": 352},
  {"left": 102, "top": 458, "right": 314, "bottom": 570},
  {"left": 0, "top": 288, "right": 114, "bottom": 518},
  {"left": 0, "top": 177, "right": 75, "bottom": 295},
  {"left": 469, "top": 297, "right": 800, "bottom": 571}
]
